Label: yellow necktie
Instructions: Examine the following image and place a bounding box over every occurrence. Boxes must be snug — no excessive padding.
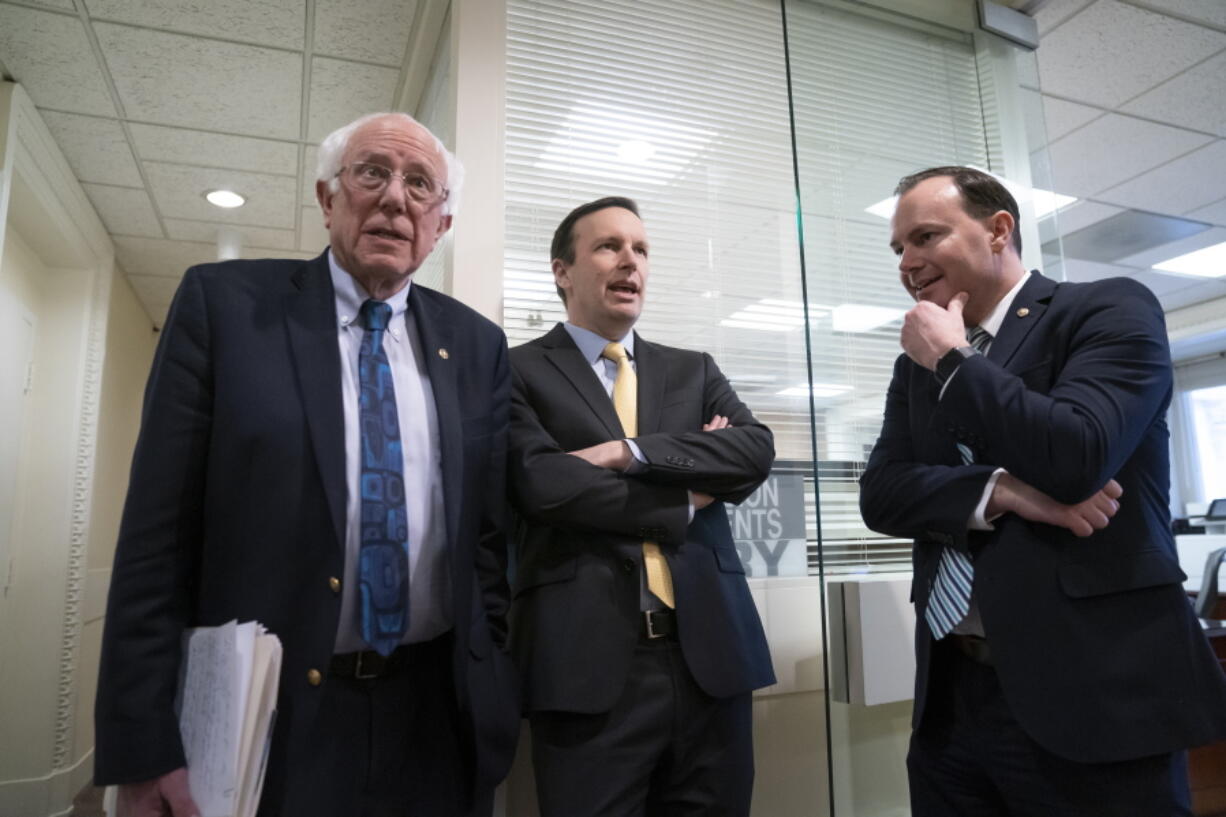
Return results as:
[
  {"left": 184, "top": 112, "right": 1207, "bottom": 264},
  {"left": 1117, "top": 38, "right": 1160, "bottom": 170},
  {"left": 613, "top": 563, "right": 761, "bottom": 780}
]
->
[{"left": 602, "top": 342, "right": 675, "bottom": 609}]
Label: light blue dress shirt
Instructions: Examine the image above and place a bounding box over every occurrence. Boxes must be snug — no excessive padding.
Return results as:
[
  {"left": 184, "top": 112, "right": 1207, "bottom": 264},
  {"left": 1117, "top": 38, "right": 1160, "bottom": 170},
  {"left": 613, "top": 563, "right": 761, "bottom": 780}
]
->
[{"left": 330, "top": 252, "right": 450, "bottom": 652}]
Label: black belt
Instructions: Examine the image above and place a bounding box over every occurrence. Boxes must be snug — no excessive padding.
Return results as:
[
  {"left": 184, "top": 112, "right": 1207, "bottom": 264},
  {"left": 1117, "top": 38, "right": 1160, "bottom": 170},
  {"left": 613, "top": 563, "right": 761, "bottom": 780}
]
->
[
  {"left": 641, "top": 609, "right": 677, "bottom": 640},
  {"left": 950, "top": 634, "right": 992, "bottom": 666},
  {"left": 329, "top": 644, "right": 412, "bottom": 680}
]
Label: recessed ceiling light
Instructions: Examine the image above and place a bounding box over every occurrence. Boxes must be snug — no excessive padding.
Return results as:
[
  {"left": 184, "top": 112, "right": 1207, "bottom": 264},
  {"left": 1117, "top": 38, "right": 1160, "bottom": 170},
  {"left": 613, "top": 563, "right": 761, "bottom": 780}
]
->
[
  {"left": 205, "top": 189, "right": 245, "bottom": 208},
  {"left": 1153, "top": 241, "right": 1226, "bottom": 278}
]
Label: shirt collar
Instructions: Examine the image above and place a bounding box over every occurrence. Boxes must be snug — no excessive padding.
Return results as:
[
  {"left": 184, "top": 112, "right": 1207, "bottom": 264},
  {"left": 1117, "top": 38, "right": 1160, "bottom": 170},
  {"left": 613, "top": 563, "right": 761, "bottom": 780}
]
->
[
  {"left": 976, "top": 270, "right": 1031, "bottom": 340},
  {"left": 563, "top": 322, "right": 635, "bottom": 364},
  {"left": 328, "top": 248, "right": 412, "bottom": 336}
]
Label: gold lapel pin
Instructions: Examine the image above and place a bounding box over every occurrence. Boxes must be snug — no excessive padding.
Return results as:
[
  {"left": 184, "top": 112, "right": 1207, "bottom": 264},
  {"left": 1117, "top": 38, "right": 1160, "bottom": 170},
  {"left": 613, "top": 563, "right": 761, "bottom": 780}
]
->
[
  {"left": 1016, "top": 307, "right": 1030, "bottom": 318},
  {"left": 438, "top": 348, "right": 449, "bottom": 359}
]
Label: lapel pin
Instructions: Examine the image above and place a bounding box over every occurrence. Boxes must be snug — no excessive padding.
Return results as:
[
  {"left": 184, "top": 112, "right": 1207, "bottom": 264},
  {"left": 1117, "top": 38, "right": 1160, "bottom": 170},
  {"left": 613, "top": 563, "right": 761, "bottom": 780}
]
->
[
  {"left": 1016, "top": 307, "right": 1030, "bottom": 318},
  {"left": 438, "top": 348, "right": 449, "bottom": 359}
]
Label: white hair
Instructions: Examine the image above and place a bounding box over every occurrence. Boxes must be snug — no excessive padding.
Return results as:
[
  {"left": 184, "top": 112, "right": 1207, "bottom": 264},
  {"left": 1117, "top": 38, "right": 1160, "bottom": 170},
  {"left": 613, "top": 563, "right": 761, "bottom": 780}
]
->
[{"left": 315, "top": 112, "right": 465, "bottom": 216}]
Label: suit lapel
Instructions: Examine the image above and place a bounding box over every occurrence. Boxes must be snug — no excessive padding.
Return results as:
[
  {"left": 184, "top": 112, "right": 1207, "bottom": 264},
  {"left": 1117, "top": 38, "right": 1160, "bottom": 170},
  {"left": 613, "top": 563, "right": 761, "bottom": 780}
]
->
[
  {"left": 633, "top": 332, "right": 668, "bottom": 435},
  {"left": 986, "top": 271, "right": 1056, "bottom": 368},
  {"left": 411, "top": 286, "right": 462, "bottom": 551},
  {"left": 284, "top": 253, "right": 347, "bottom": 551},
  {"left": 541, "top": 323, "right": 624, "bottom": 438}
]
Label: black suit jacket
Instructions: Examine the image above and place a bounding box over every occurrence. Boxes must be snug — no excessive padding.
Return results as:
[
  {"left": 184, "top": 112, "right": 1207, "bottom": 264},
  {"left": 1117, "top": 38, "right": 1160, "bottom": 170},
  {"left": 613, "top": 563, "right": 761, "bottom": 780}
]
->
[
  {"left": 861, "top": 271, "right": 1226, "bottom": 763},
  {"left": 508, "top": 324, "right": 776, "bottom": 713},
  {"left": 94, "top": 252, "right": 519, "bottom": 806}
]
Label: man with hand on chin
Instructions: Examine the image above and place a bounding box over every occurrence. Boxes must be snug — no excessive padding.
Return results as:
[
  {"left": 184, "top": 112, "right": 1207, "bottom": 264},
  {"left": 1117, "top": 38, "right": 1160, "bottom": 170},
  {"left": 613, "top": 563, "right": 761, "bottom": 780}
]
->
[
  {"left": 508, "top": 197, "right": 775, "bottom": 816},
  {"left": 860, "top": 165, "right": 1226, "bottom": 816}
]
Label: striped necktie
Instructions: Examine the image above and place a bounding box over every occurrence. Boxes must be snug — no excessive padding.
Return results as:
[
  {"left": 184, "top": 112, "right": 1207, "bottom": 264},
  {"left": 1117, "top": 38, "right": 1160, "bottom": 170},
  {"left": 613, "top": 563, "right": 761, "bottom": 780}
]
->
[
  {"left": 602, "top": 342, "right": 675, "bottom": 609},
  {"left": 924, "top": 326, "right": 992, "bottom": 640}
]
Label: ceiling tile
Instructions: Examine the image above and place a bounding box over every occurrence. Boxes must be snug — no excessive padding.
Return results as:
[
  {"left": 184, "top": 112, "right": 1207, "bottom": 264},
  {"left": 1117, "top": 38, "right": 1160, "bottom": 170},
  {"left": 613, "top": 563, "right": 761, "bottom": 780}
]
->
[
  {"left": 143, "top": 162, "right": 297, "bottom": 229},
  {"left": 81, "top": 183, "right": 163, "bottom": 238},
  {"left": 1041, "top": 95, "right": 1104, "bottom": 142},
  {"left": 1131, "top": 269, "right": 1213, "bottom": 297},
  {"left": 1046, "top": 199, "right": 1124, "bottom": 234},
  {"left": 129, "top": 122, "right": 299, "bottom": 175},
  {"left": 164, "top": 218, "right": 298, "bottom": 251},
  {"left": 314, "top": 0, "right": 417, "bottom": 66},
  {"left": 1032, "top": 0, "right": 1095, "bottom": 36},
  {"left": 83, "top": 0, "right": 305, "bottom": 50},
  {"left": 40, "top": 110, "right": 143, "bottom": 187},
  {"left": 95, "top": 22, "right": 302, "bottom": 139},
  {"left": 1047, "top": 113, "right": 1213, "bottom": 197},
  {"left": 113, "top": 236, "right": 218, "bottom": 279},
  {"left": 1122, "top": 51, "right": 1226, "bottom": 137},
  {"left": 1186, "top": 197, "right": 1226, "bottom": 227},
  {"left": 300, "top": 205, "right": 330, "bottom": 253},
  {"left": 1061, "top": 257, "right": 1144, "bottom": 284},
  {"left": 1097, "top": 140, "right": 1226, "bottom": 215},
  {"left": 1037, "top": 199, "right": 1123, "bottom": 246},
  {"left": 1114, "top": 224, "right": 1226, "bottom": 269},
  {"left": 307, "top": 58, "right": 400, "bottom": 142},
  {"left": 0, "top": 5, "right": 117, "bottom": 117},
  {"left": 1156, "top": 278, "right": 1226, "bottom": 311},
  {"left": 1128, "top": 0, "right": 1226, "bottom": 29},
  {"left": 1036, "top": 0, "right": 1225, "bottom": 108}
]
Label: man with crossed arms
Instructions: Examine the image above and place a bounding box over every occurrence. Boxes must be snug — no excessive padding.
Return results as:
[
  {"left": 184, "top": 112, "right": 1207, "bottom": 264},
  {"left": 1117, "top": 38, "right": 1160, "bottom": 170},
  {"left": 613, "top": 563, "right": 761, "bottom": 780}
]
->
[{"left": 508, "top": 196, "right": 775, "bottom": 815}]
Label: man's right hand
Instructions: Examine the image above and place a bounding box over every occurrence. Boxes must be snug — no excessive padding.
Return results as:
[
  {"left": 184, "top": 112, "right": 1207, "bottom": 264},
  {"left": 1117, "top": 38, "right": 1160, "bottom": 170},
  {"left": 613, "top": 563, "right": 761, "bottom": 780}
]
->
[
  {"left": 116, "top": 767, "right": 199, "bottom": 817},
  {"left": 987, "top": 473, "right": 1122, "bottom": 537}
]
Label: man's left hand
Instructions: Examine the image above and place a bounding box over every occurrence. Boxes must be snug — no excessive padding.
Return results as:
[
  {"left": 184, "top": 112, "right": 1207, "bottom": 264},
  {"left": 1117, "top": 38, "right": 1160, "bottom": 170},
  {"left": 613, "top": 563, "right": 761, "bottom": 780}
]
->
[
  {"left": 568, "top": 440, "right": 633, "bottom": 470},
  {"left": 901, "top": 291, "right": 969, "bottom": 370}
]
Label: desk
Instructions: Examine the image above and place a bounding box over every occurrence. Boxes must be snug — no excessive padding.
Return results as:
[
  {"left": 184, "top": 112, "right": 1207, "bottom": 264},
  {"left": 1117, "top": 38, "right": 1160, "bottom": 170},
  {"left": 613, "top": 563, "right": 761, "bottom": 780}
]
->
[{"left": 1192, "top": 595, "right": 1226, "bottom": 817}]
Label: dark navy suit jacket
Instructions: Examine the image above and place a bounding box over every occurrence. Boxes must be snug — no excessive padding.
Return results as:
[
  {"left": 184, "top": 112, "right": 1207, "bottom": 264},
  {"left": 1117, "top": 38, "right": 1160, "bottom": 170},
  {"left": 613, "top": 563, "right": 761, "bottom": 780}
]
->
[
  {"left": 508, "top": 323, "right": 776, "bottom": 713},
  {"left": 95, "top": 251, "right": 519, "bottom": 808},
  {"left": 861, "top": 271, "right": 1226, "bottom": 763}
]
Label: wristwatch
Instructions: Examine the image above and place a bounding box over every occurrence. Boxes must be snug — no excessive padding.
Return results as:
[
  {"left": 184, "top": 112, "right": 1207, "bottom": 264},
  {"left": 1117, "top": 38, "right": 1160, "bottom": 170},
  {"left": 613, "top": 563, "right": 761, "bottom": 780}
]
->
[{"left": 934, "top": 345, "right": 979, "bottom": 386}]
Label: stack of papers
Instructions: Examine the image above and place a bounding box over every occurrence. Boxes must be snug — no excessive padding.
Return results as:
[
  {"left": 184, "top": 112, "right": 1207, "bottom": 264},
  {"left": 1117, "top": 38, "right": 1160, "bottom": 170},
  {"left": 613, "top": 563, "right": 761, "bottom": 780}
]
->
[{"left": 176, "top": 620, "right": 282, "bottom": 817}]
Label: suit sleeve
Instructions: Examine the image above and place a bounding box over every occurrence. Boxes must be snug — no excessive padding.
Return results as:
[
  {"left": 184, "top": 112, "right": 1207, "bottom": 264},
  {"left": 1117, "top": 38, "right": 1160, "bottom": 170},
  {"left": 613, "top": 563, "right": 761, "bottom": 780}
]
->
[
  {"left": 95, "top": 268, "right": 212, "bottom": 784},
  {"left": 509, "top": 365, "right": 691, "bottom": 544},
  {"left": 476, "top": 333, "right": 512, "bottom": 648},
  {"left": 859, "top": 353, "right": 997, "bottom": 546},
  {"left": 941, "top": 279, "right": 1170, "bottom": 504},
  {"left": 631, "top": 352, "right": 774, "bottom": 503}
]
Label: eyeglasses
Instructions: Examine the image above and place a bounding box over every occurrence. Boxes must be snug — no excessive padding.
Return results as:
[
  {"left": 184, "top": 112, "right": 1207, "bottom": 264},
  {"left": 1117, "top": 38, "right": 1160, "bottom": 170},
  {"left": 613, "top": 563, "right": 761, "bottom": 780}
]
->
[{"left": 336, "top": 162, "right": 449, "bottom": 207}]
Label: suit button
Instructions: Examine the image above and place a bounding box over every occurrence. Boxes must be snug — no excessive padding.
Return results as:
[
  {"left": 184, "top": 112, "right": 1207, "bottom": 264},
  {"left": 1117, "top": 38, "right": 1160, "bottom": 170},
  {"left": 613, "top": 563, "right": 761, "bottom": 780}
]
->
[
  {"left": 328, "top": 576, "right": 341, "bottom": 593},
  {"left": 307, "top": 669, "right": 323, "bottom": 686},
  {"left": 622, "top": 559, "right": 636, "bottom": 574}
]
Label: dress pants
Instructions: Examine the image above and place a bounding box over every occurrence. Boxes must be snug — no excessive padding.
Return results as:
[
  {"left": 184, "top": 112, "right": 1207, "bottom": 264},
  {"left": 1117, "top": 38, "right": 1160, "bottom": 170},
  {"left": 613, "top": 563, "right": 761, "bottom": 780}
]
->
[
  {"left": 267, "top": 632, "right": 490, "bottom": 817},
  {"left": 908, "top": 640, "right": 1191, "bottom": 817},
  {"left": 529, "top": 633, "right": 754, "bottom": 817}
]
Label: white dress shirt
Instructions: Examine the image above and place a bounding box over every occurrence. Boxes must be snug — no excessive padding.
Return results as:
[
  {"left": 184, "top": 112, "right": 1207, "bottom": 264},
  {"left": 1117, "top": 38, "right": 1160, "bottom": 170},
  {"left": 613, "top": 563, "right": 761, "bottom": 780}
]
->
[
  {"left": 944, "top": 270, "right": 1030, "bottom": 636},
  {"left": 330, "top": 252, "right": 450, "bottom": 652}
]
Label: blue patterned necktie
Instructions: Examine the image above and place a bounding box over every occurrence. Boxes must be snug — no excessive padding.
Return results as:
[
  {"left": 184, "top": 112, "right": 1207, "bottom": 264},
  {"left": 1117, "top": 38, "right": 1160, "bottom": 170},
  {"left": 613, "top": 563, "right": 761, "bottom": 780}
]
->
[
  {"left": 357, "top": 299, "right": 409, "bottom": 656},
  {"left": 925, "top": 326, "right": 993, "bottom": 641}
]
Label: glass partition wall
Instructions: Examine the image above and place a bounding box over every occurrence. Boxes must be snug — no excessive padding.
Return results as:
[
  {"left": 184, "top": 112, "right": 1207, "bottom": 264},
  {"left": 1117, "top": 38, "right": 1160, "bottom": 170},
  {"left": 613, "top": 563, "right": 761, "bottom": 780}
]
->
[{"left": 500, "top": 0, "right": 1054, "bottom": 813}]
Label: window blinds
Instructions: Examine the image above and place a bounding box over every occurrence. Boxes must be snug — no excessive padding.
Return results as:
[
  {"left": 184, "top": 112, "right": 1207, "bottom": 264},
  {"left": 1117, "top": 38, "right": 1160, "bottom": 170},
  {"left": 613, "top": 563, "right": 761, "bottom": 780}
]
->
[{"left": 504, "top": 0, "right": 997, "bottom": 571}]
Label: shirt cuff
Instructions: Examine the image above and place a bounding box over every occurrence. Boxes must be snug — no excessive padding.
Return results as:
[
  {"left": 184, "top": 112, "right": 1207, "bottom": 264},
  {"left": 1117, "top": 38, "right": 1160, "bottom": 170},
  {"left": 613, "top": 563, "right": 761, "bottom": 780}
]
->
[
  {"left": 968, "top": 468, "right": 1007, "bottom": 530},
  {"left": 623, "top": 439, "right": 648, "bottom": 474},
  {"left": 686, "top": 490, "right": 696, "bottom": 523}
]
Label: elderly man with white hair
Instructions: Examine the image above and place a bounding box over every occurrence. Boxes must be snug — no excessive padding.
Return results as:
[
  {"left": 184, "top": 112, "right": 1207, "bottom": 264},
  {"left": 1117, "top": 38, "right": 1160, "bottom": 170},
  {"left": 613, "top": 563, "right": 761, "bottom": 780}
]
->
[{"left": 95, "top": 112, "right": 519, "bottom": 817}]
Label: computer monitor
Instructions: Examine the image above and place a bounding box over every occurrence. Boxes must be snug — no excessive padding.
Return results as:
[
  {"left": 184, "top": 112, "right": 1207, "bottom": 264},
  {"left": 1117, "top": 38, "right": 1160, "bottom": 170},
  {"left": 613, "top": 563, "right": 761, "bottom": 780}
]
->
[{"left": 1206, "top": 499, "right": 1226, "bottom": 521}]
